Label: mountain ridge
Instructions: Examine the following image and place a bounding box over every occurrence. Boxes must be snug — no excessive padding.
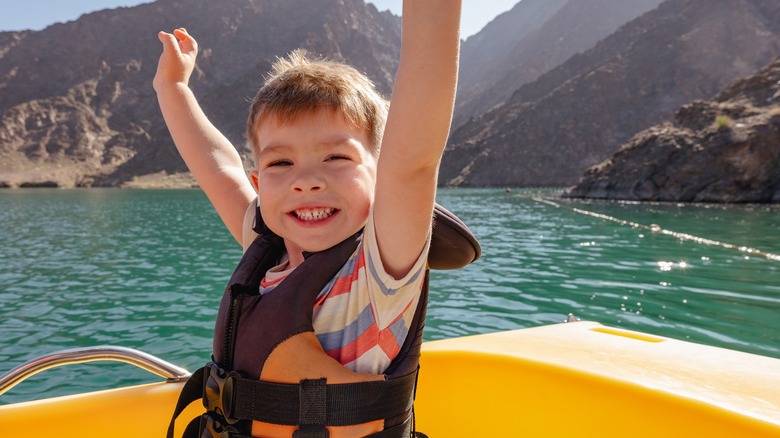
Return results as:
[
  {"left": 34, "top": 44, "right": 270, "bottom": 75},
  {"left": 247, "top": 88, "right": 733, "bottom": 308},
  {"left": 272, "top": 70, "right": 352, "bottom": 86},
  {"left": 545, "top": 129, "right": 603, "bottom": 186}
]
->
[
  {"left": 4, "top": 0, "right": 779, "bottom": 191},
  {"left": 441, "top": 0, "right": 780, "bottom": 188},
  {"left": 0, "top": 0, "right": 401, "bottom": 188},
  {"left": 453, "top": 0, "right": 663, "bottom": 127}
]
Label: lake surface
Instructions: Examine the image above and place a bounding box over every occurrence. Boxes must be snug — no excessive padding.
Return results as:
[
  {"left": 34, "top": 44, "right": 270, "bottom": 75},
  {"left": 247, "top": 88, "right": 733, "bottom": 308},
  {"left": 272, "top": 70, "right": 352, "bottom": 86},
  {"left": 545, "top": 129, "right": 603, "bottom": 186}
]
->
[{"left": 1, "top": 188, "right": 778, "bottom": 404}]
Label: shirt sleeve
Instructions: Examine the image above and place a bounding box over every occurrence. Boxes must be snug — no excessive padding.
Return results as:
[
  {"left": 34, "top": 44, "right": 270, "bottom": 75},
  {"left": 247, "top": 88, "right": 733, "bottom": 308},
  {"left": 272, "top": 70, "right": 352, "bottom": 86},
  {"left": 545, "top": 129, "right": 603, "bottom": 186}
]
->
[
  {"left": 241, "top": 197, "right": 259, "bottom": 253},
  {"left": 363, "top": 208, "right": 431, "bottom": 329}
]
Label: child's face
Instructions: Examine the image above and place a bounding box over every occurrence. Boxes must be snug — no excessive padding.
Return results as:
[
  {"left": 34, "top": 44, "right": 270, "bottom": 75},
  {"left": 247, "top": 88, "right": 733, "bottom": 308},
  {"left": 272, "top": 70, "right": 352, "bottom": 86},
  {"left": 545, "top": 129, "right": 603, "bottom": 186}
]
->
[{"left": 250, "top": 109, "right": 377, "bottom": 258}]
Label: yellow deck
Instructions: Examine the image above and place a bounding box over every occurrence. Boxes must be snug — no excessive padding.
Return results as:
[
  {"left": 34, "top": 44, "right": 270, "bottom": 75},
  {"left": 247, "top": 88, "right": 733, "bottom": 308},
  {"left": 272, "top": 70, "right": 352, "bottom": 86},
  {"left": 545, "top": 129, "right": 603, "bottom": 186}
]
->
[
  {"left": 416, "top": 322, "right": 780, "bottom": 437},
  {"left": 2, "top": 322, "right": 779, "bottom": 437}
]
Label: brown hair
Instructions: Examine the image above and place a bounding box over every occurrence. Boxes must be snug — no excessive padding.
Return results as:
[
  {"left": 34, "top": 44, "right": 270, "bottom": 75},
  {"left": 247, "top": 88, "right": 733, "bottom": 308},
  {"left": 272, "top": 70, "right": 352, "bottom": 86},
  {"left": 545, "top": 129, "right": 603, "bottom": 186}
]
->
[{"left": 246, "top": 49, "right": 389, "bottom": 159}]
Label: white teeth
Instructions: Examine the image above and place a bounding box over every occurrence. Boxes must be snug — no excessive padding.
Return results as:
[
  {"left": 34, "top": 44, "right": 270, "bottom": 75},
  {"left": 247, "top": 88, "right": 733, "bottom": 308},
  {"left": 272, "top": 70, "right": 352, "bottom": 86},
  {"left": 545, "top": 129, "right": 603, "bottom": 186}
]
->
[{"left": 294, "top": 208, "right": 335, "bottom": 221}]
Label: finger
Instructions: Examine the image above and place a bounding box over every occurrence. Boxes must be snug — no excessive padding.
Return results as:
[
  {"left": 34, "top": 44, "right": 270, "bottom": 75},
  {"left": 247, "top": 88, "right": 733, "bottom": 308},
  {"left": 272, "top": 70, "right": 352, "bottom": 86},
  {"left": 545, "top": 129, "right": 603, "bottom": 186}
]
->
[
  {"left": 157, "top": 31, "right": 181, "bottom": 54},
  {"left": 173, "top": 27, "right": 198, "bottom": 56},
  {"left": 173, "top": 27, "right": 193, "bottom": 41}
]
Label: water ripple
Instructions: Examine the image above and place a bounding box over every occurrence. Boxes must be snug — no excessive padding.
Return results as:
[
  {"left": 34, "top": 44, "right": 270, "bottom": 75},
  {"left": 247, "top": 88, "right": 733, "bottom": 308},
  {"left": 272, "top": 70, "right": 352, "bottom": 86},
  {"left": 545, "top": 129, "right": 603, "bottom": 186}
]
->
[{"left": 1, "top": 188, "right": 779, "bottom": 404}]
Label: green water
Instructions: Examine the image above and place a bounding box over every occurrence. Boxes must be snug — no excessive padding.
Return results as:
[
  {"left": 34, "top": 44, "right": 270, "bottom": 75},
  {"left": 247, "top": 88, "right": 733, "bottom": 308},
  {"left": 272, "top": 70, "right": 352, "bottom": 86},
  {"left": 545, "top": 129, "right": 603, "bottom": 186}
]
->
[{"left": 1, "top": 188, "right": 779, "bottom": 404}]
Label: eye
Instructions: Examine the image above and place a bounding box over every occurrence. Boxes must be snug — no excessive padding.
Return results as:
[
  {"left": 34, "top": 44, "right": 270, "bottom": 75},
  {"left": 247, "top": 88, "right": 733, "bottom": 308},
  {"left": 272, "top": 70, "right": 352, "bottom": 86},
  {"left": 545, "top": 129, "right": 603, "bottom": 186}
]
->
[
  {"left": 326, "top": 154, "right": 351, "bottom": 162},
  {"left": 267, "top": 159, "right": 293, "bottom": 167}
]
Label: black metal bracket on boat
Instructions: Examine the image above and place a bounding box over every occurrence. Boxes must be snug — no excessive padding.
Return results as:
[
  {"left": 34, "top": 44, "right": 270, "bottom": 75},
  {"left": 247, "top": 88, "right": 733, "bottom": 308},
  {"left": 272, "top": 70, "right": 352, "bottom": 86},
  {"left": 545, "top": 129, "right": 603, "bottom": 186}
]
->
[{"left": 0, "top": 345, "right": 191, "bottom": 397}]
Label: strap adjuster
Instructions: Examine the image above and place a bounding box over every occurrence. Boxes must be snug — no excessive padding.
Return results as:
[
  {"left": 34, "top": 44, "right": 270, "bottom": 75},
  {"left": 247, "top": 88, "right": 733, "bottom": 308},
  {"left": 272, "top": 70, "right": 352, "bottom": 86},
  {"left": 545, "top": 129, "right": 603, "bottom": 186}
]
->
[
  {"left": 293, "top": 378, "right": 329, "bottom": 437},
  {"left": 203, "top": 362, "right": 240, "bottom": 424},
  {"left": 199, "top": 413, "right": 244, "bottom": 438}
]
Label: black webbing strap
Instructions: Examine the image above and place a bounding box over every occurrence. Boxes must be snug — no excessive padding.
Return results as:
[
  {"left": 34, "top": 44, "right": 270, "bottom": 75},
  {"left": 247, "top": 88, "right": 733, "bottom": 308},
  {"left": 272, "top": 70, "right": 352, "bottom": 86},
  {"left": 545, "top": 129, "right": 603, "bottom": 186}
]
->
[
  {"left": 182, "top": 417, "right": 201, "bottom": 438},
  {"left": 168, "top": 367, "right": 417, "bottom": 437},
  {"left": 167, "top": 368, "right": 256, "bottom": 438},
  {"left": 167, "top": 366, "right": 206, "bottom": 438},
  {"left": 292, "top": 378, "right": 329, "bottom": 437},
  {"left": 365, "top": 411, "right": 413, "bottom": 438},
  {"left": 291, "top": 396, "right": 414, "bottom": 438},
  {"left": 229, "top": 369, "right": 417, "bottom": 426}
]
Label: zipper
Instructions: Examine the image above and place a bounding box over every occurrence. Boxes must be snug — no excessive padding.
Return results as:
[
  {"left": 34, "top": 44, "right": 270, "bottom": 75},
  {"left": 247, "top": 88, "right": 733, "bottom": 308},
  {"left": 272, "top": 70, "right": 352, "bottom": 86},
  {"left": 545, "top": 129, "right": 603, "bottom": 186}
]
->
[{"left": 222, "top": 284, "right": 245, "bottom": 371}]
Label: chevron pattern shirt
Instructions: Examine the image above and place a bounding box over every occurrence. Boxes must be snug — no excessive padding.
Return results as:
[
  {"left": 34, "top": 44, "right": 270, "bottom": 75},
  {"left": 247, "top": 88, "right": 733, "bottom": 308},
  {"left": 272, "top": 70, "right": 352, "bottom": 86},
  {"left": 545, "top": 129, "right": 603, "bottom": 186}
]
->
[{"left": 253, "top": 208, "right": 430, "bottom": 374}]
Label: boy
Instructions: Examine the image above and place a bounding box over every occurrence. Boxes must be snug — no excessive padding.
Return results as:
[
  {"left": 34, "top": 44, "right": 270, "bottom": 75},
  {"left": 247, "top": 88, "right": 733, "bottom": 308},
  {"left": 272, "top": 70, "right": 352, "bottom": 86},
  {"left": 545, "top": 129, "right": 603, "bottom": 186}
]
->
[{"left": 155, "top": 1, "right": 461, "bottom": 437}]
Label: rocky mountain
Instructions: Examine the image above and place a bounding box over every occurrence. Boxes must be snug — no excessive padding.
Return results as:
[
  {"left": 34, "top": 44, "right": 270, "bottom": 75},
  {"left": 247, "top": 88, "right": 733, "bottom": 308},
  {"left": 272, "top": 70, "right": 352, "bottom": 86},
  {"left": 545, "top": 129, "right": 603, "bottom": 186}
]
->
[
  {"left": 441, "top": 0, "right": 780, "bottom": 188},
  {"left": 563, "top": 56, "right": 780, "bottom": 203},
  {"left": 454, "top": 0, "right": 663, "bottom": 127},
  {"left": 0, "top": 0, "right": 401, "bottom": 188}
]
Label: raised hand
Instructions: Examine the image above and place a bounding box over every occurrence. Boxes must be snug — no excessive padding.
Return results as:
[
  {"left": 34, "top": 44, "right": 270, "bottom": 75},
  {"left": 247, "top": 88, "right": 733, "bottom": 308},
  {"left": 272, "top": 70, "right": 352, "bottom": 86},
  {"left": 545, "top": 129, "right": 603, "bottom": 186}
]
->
[{"left": 153, "top": 28, "right": 198, "bottom": 91}]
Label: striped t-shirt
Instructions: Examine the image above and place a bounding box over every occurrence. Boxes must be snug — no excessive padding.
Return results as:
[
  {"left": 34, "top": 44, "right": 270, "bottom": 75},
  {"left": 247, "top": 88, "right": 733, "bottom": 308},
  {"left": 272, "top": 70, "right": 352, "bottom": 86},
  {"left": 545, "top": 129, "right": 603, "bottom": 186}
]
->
[{"left": 242, "top": 200, "right": 430, "bottom": 374}]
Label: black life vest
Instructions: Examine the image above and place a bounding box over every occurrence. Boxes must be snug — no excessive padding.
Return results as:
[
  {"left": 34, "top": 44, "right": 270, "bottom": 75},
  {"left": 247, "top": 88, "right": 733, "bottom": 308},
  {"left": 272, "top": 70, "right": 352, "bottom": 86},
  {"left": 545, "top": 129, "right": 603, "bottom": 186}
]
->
[{"left": 168, "top": 204, "right": 480, "bottom": 438}]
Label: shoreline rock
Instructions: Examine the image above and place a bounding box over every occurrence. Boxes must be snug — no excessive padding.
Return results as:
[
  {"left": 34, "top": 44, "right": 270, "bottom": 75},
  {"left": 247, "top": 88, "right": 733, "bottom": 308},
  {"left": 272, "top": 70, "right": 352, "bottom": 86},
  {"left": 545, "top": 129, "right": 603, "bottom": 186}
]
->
[
  {"left": 563, "top": 57, "right": 780, "bottom": 203},
  {"left": 0, "top": 171, "right": 198, "bottom": 189}
]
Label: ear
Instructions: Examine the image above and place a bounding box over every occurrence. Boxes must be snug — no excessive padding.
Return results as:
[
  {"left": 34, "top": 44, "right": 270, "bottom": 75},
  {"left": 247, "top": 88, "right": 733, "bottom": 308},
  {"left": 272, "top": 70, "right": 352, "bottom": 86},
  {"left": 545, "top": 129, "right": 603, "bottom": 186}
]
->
[{"left": 249, "top": 170, "right": 259, "bottom": 192}]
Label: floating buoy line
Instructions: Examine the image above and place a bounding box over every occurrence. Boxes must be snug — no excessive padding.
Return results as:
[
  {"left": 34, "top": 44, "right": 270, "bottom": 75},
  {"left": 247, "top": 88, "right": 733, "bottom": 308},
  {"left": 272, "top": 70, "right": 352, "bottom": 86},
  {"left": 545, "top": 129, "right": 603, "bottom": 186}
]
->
[{"left": 535, "top": 197, "right": 780, "bottom": 262}]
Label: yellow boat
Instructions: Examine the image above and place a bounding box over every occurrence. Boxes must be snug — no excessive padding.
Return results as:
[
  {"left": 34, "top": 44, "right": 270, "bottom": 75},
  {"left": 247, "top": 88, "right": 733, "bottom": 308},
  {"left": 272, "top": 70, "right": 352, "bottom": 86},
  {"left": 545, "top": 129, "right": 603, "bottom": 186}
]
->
[{"left": 2, "top": 321, "right": 779, "bottom": 437}]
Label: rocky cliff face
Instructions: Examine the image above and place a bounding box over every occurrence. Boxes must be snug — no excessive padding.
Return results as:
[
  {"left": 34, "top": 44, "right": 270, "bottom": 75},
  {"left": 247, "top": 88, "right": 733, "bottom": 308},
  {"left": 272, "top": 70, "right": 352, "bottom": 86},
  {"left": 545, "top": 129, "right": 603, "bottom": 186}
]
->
[
  {"left": 454, "top": 0, "right": 567, "bottom": 128},
  {"left": 563, "top": 56, "right": 780, "bottom": 203},
  {"left": 441, "top": 0, "right": 780, "bottom": 188},
  {"left": 0, "top": 0, "right": 401, "bottom": 188},
  {"left": 454, "top": 0, "right": 663, "bottom": 128}
]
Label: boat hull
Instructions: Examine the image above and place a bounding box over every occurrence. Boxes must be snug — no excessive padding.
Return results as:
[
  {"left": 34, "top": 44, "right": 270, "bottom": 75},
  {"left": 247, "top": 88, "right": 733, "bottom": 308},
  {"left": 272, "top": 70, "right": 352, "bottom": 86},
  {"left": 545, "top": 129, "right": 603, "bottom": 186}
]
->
[
  {"left": 415, "top": 322, "right": 780, "bottom": 437},
  {"left": 2, "top": 322, "right": 779, "bottom": 437}
]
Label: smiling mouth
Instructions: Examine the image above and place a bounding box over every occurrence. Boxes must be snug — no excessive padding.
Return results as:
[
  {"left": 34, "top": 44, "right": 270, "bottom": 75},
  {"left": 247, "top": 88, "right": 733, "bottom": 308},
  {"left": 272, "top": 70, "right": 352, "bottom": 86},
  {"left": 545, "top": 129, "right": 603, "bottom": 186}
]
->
[{"left": 291, "top": 208, "right": 337, "bottom": 221}]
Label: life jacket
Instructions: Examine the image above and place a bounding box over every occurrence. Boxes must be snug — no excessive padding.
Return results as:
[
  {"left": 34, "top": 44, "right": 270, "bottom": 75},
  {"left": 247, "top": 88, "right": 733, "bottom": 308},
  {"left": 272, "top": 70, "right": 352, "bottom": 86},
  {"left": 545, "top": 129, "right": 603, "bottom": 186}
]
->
[{"left": 168, "top": 204, "right": 480, "bottom": 438}]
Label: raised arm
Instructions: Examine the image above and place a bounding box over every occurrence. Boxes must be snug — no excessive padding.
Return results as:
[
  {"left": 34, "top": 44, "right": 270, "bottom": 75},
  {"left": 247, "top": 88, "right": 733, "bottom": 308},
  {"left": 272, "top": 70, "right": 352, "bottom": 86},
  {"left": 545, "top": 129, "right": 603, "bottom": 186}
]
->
[
  {"left": 373, "top": 0, "right": 462, "bottom": 278},
  {"left": 154, "top": 28, "right": 255, "bottom": 244}
]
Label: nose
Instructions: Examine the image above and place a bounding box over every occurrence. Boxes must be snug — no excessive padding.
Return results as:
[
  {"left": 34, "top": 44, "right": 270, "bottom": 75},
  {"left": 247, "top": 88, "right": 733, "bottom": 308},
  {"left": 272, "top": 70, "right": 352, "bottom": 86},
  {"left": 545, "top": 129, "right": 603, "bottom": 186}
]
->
[{"left": 292, "top": 168, "right": 326, "bottom": 192}]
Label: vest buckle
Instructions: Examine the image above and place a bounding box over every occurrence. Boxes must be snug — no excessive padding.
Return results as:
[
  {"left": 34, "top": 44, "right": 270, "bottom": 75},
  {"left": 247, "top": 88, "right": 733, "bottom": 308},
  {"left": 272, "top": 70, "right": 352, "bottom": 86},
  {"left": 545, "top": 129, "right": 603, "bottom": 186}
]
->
[
  {"left": 200, "top": 413, "right": 243, "bottom": 438},
  {"left": 203, "top": 362, "right": 240, "bottom": 424}
]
